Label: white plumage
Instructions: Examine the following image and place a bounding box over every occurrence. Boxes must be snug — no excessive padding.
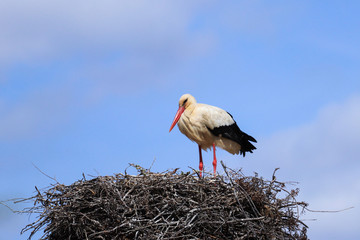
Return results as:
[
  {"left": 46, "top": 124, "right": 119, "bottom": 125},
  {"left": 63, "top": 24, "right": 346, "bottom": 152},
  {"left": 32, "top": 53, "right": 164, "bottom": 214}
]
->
[{"left": 169, "top": 94, "right": 256, "bottom": 176}]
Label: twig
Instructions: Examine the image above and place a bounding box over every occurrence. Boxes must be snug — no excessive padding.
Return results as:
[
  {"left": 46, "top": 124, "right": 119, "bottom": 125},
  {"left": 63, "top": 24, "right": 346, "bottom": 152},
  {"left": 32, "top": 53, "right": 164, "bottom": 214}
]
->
[
  {"left": 13, "top": 164, "right": 309, "bottom": 239},
  {"left": 31, "top": 163, "right": 59, "bottom": 184},
  {"left": 305, "top": 206, "right": 354, "bottom": 213}
]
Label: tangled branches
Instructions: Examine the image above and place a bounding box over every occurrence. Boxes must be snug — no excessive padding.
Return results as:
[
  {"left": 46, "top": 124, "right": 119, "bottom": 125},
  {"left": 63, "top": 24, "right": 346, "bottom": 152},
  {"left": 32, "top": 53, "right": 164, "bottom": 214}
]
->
[{"left": 19, "top": 164, "right": 308, "bottom": 239}]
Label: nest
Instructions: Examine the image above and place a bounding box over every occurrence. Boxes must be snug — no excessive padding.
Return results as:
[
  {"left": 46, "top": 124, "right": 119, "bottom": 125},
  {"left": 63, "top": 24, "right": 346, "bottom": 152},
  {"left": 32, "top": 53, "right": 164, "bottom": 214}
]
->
[{"left": 19, "top": 163, "right": 308, "bottom": 240}]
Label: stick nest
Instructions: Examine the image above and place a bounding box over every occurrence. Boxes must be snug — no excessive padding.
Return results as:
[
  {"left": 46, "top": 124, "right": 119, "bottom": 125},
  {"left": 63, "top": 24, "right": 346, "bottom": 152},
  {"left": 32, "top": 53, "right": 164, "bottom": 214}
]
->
[{"left": 20, "top": 164, "right": 308, "bottom": 239}]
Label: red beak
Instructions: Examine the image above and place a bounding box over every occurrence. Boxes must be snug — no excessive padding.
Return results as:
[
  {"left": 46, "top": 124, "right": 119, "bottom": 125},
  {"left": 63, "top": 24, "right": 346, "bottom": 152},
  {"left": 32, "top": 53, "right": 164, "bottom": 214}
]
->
[{"left": 169, "top": 106, "right": 185, "bottom": 132}]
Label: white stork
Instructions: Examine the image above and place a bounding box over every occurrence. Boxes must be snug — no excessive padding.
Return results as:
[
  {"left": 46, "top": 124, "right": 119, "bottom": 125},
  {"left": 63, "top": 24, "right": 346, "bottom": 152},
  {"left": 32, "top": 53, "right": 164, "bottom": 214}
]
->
[{"left": 169, "top": 94, "right": 256, "bottom": 176}]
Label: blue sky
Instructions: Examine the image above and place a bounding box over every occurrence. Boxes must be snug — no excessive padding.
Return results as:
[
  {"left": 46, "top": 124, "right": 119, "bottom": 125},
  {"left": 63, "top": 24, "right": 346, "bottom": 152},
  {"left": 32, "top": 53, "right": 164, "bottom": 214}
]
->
[{"left": 1, "top": 1, "right": 360, "bottom": 239}]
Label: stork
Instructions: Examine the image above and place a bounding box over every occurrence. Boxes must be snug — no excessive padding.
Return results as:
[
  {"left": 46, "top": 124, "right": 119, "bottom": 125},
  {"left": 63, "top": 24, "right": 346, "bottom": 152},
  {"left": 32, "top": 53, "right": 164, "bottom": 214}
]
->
[{"left": 169, "top": 94, "right": 256, "bottom": 176}]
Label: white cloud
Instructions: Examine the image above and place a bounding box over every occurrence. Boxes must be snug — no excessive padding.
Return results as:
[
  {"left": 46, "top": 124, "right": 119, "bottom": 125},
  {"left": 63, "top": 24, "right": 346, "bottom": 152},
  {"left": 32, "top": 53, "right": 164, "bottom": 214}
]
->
[
  {"left": 219, "top": 95, "right": 360, "bottom": 239},
  {"left": 0, "top": 0, "right": 217, "bottom": 100},
  {"left": 258, "top": 96, "right": 360, "bottom": 168},
  {"left": 0, "top": 0, "right": 210, "bottom": 65},
  {"left": 0, "top": 1, "right": 217, "bottom": 140},
  {"left": 245, "top": 96, "right": 360, "bottom": 239}
]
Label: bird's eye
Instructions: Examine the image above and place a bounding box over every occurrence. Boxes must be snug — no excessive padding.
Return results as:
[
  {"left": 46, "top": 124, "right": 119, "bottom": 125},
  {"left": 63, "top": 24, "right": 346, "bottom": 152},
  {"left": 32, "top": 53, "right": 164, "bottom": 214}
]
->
[{"left": 183, "top": 98, "right": 188, "bottom": 106}]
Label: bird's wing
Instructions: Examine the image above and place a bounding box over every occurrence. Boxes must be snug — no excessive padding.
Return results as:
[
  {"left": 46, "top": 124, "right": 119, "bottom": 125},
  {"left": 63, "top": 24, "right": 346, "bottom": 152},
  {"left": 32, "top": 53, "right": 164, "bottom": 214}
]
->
[
  {"left": 194, "top": 104, "right": 257, "bottom": 156},
  {"left": 193, "top": 104, "right": 234, "bottom": 128}
]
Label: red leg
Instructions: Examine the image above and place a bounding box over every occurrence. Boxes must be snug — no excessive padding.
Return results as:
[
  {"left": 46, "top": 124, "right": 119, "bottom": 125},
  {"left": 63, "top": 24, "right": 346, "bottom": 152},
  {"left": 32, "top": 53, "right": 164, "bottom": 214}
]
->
[
  {"left": 198, "top": 145, "right": 203, "bottom": 177},
  {"left": 212, "top": 143, "right": 217, "bottom": 175}
]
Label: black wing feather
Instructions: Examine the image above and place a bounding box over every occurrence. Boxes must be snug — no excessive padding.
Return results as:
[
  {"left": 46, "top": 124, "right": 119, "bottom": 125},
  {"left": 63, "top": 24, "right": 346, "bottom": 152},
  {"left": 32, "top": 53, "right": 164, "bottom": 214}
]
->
[{"left": 207, "top": 112, "right": 256, "bottom": 157}]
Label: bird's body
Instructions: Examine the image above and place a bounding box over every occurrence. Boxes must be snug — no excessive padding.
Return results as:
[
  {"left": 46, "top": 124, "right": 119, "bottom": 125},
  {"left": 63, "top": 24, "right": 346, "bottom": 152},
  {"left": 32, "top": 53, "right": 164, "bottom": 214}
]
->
[
  {"left": 178, "top": 104, "right": 240, "bottom": 154},
  {"left": 169, "top": 94, "right": 256, "bottom": 176}
]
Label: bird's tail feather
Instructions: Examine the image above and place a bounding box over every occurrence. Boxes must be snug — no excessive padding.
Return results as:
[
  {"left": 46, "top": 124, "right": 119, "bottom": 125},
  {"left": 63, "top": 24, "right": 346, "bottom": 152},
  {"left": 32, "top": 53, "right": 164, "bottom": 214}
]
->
[{"left": 239, "top": 132, "right": 257, "bottom": 157}]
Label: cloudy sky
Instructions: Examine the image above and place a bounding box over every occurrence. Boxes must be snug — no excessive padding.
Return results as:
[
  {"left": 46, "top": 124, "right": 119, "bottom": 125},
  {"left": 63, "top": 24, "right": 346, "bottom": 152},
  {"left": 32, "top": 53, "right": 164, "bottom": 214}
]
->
[{"left": 1, "top": 1, "right": 359, "bottom": 239}]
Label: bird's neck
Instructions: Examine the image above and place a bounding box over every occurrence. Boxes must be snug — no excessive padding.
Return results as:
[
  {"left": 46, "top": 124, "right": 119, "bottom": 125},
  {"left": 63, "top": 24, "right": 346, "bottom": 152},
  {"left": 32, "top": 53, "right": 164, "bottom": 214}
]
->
[{"left": 185, "top": 104, "right": 196, "bottom": 114}]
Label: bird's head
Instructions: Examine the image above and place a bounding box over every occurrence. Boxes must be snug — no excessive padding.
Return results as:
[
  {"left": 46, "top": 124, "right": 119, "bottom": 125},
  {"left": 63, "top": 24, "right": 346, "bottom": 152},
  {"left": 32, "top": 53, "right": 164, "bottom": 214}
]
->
[
  {"left": 178, "top": 93, "right": 196, "bottom": 108},
  {"left": 169, "top": 94, "right": 196, "bottom": 132}
]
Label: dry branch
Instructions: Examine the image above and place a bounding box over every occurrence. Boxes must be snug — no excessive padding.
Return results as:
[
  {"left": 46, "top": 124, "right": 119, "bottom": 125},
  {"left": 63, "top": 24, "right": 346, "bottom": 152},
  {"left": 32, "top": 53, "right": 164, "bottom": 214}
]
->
[{"left": 17, "top": 164, "right": 308, "bottom": 239}]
